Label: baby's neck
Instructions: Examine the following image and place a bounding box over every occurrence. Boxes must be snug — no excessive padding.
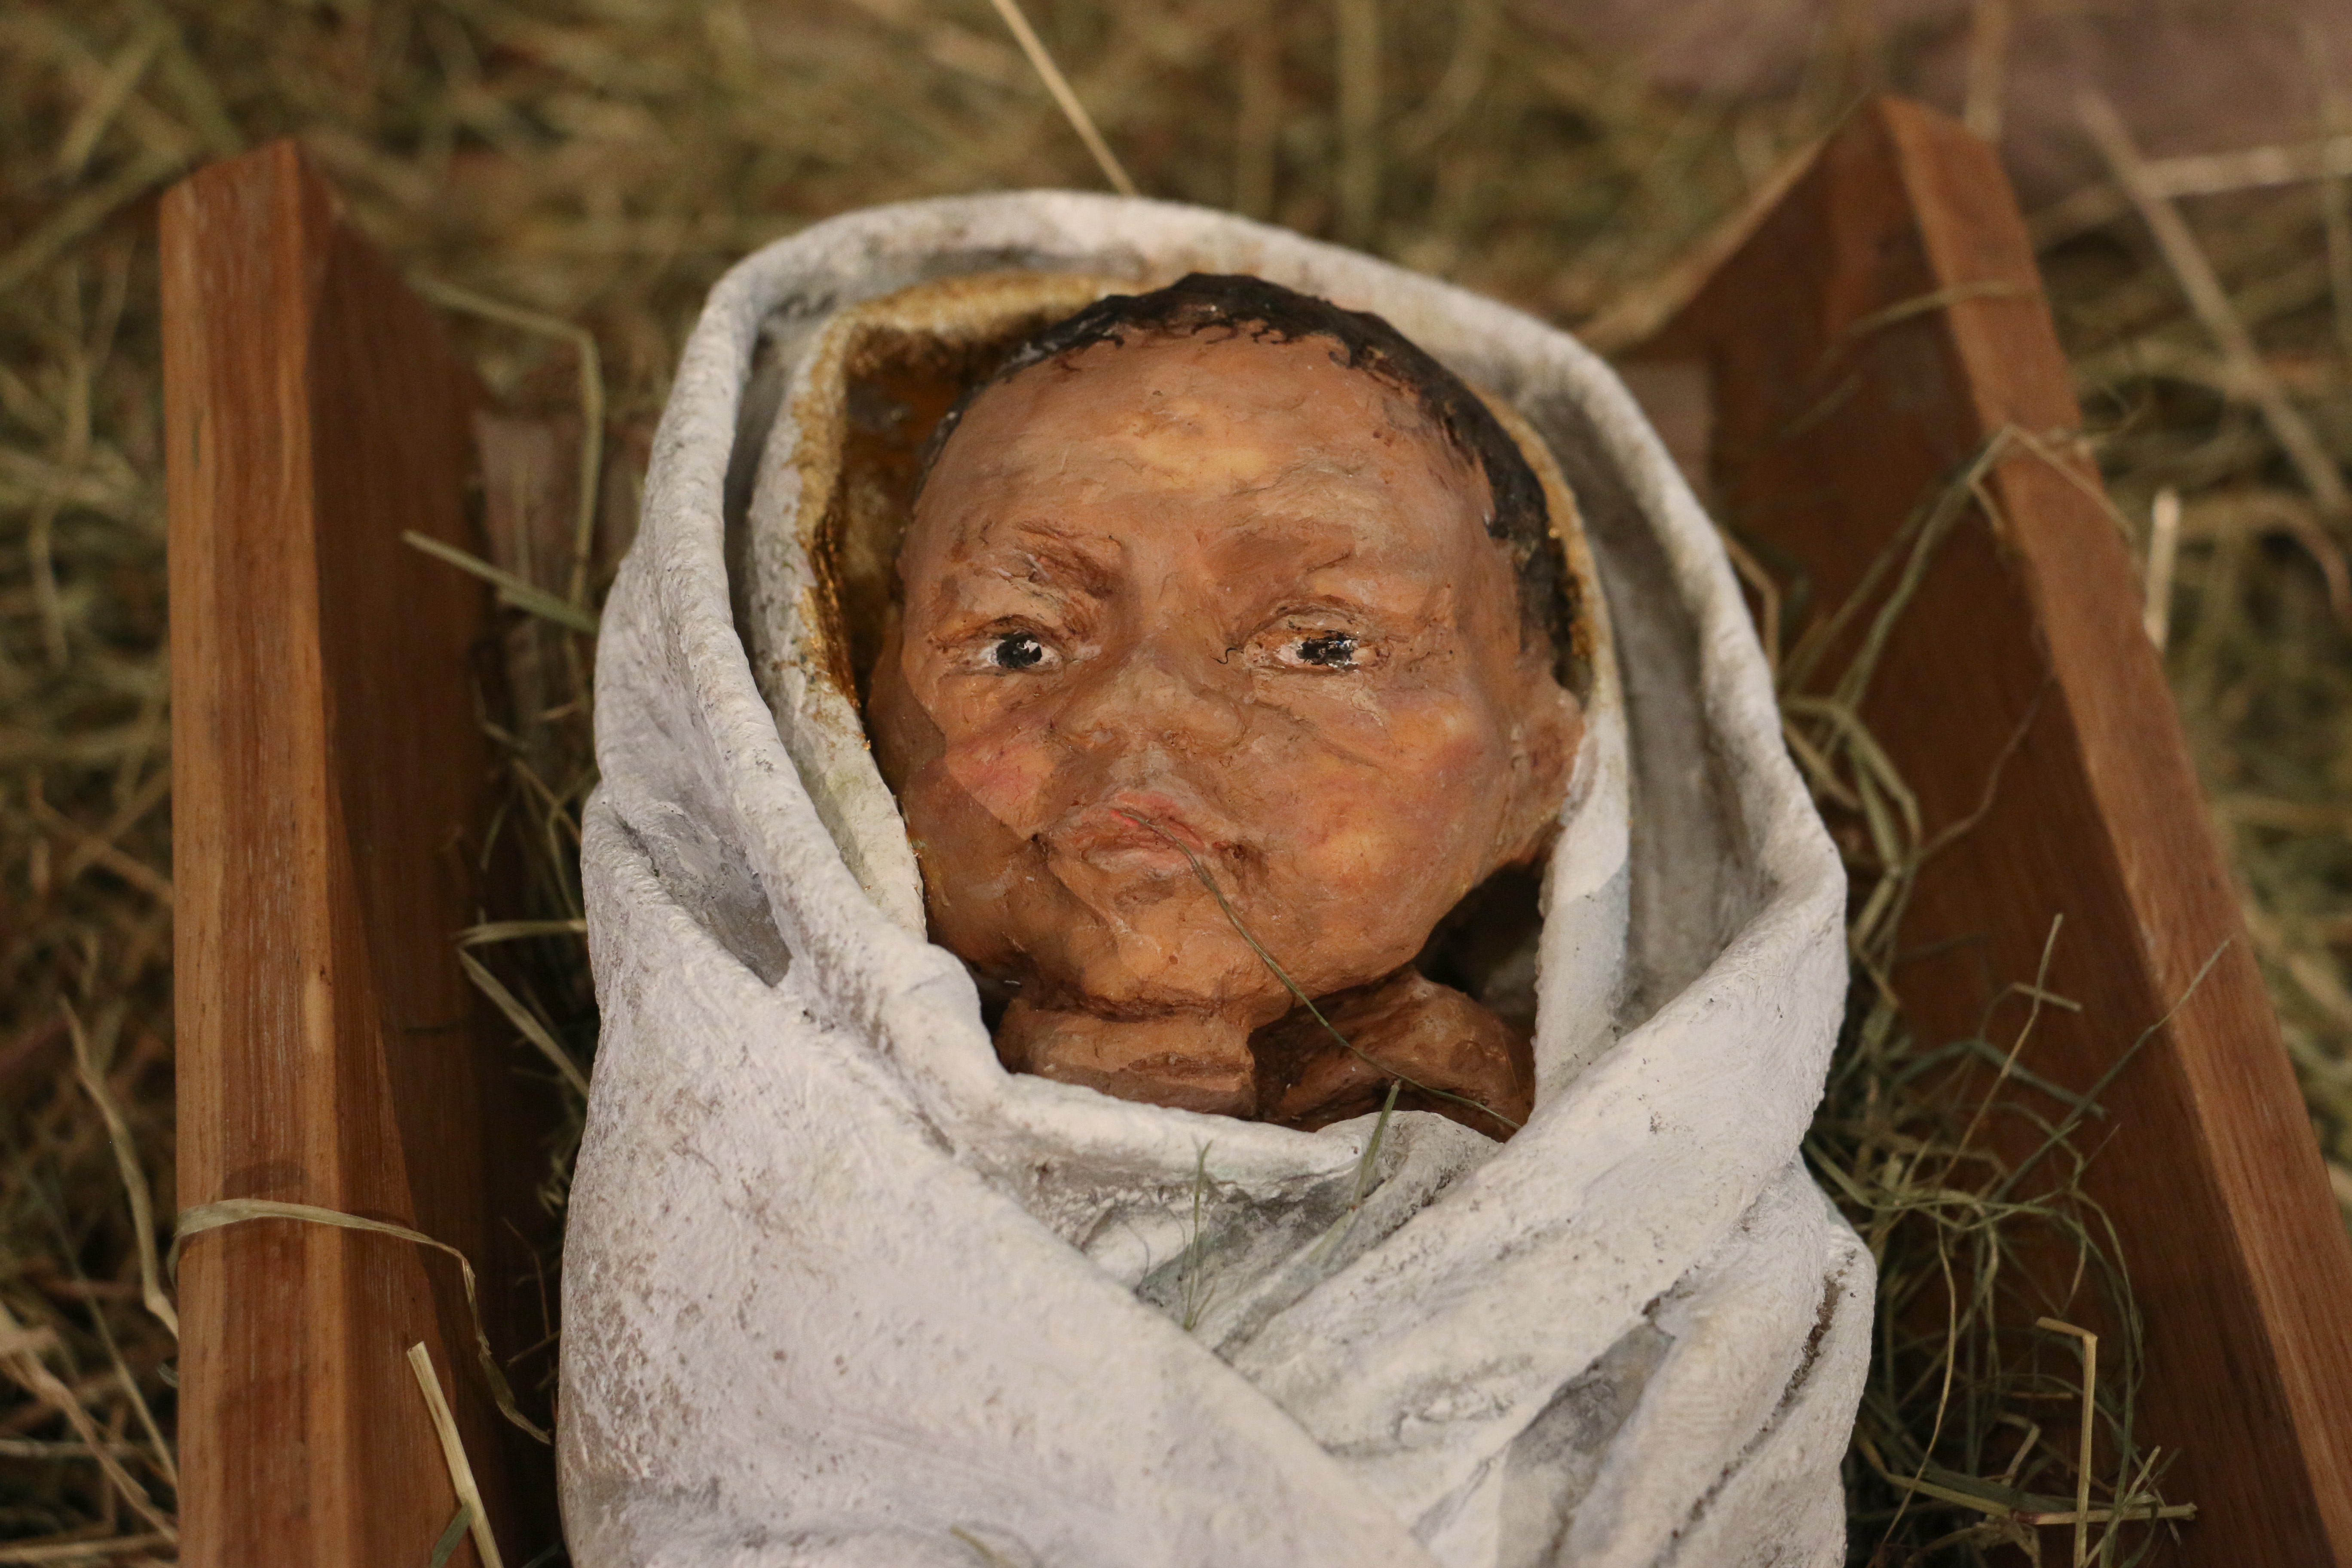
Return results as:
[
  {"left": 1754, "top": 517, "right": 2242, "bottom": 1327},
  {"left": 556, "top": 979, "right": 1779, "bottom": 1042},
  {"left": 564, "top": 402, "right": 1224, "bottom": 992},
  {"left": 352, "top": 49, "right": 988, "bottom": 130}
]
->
[
  {"left": 994, "top": 971, "right": 1533, "bottom": 1136},
  {"left": 995, "top": 999, "right": 1258, "bottom": 1118}
]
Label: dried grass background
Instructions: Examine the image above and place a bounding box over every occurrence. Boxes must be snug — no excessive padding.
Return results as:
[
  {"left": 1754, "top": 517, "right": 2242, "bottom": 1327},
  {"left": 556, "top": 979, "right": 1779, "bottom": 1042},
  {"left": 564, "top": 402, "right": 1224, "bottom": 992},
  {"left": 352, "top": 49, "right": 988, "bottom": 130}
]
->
[{"left": 2, "top": 1, "right": 2349, "bottom": 1563}]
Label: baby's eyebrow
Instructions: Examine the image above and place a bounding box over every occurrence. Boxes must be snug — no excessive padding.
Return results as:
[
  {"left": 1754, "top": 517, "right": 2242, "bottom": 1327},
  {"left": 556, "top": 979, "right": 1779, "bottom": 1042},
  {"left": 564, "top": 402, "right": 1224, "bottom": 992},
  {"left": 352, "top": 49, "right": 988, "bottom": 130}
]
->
[{"left": 971, "top": 524, "right": 1119, "bottom": 600}]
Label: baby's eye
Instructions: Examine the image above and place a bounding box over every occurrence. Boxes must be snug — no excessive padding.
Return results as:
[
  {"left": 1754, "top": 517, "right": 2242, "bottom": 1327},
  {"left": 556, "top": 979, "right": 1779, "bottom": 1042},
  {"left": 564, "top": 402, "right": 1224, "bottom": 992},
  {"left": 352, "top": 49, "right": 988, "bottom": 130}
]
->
[
  {"left": 1265, "top": 628, "right": 1374, "bottom": 671},
  {"left": 1296, "top": 633, "right": 1358, "bottom": 667},
  {"left": 986, "top": 630, "right": 1058, "bottom": 672}
]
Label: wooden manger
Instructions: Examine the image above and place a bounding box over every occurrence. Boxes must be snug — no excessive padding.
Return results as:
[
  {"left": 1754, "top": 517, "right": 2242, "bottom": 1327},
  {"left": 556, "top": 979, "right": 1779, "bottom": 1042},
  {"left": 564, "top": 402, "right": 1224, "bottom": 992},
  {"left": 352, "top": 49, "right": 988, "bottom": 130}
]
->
[
  {"left": 1632, "top": 97, "right": 2352, "bottom": 1564},
  {"left": 163, "top": 102, "right": 2352, "bottom": 1568},
  {"left": 163, "top": 142, "right": 558, "bottom": 1567}
]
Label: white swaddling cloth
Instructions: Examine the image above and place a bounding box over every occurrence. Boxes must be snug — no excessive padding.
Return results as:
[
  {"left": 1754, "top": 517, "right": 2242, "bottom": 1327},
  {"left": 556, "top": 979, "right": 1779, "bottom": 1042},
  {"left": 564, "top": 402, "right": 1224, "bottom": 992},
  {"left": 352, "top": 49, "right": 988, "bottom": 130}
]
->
[{"left": 560, "top": 192, "right": 1872, "bottom": 1568}]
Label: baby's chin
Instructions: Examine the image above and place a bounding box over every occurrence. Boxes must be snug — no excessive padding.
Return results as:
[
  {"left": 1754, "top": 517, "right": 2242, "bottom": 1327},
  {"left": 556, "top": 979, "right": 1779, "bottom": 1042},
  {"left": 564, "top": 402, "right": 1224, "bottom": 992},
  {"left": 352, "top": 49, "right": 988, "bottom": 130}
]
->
[
  {"left": 999, "top": 923, "right": 1441, "bottom": 1041},
  {"left": 993, "top": 913, "right": 1293, "bottom": 1023},
  {"left": 929, "top": 846, "right": 1440, "bottom": 1021}
]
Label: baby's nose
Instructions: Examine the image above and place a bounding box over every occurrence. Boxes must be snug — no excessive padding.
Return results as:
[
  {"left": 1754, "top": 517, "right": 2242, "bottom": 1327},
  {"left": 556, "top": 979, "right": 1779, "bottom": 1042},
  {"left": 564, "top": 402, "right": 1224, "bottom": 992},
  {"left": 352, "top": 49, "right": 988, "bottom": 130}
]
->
[{"left": 1056, "top": 639, "right": 1248, "bottom": 756}]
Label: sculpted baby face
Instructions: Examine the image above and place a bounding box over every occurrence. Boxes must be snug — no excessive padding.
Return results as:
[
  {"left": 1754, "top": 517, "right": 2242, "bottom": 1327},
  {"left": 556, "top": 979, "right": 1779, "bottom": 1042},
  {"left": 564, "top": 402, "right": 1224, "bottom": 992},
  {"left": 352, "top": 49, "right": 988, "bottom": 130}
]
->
[{"left": 870, "top": 327, "right": 1578, "bottom": 1115}]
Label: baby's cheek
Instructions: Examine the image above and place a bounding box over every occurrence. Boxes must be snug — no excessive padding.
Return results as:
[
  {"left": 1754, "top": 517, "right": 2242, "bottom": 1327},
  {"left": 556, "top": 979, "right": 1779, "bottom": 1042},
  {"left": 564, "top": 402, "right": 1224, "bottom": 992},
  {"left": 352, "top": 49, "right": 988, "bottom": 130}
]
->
[
  {"left": 1332, "top": 688, "right": 1504, "bottom": 797},
  {"left": 933, "top": 708, "right": 1061, "bottom": 838},
  {"left": 1392, "top": 700, "right": 1505, "bottom": 799},
  {"left": 1275, "top": 692, "right": 1507, "bottom": 872}
]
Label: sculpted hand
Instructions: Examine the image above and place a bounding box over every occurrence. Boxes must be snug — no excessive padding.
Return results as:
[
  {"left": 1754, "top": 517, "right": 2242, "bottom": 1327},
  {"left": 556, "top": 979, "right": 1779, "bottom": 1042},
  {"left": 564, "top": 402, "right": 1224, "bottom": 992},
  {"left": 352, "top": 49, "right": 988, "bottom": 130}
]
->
[{"left": 1253, "top": 969, "right": 1534, "bottom": 1139}]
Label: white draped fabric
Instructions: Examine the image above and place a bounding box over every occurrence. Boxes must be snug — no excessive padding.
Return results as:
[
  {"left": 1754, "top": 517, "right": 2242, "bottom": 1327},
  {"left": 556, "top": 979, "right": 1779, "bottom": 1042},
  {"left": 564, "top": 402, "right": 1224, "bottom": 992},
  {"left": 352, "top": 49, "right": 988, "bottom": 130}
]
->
[{"left": 559, "top": 193, "right": 1871, "bottom": 1568}]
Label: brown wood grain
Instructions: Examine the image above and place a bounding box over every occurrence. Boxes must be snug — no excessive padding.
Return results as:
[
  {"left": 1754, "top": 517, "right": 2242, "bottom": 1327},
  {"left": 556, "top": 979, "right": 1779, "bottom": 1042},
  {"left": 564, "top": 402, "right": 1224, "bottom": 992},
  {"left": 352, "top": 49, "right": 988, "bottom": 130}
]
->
[
  {"left": 1644, "top": 97, "right": 2352, "bottom": 1565},
  {"left": 164, "top": 140, "right": 554, "bottom": 1568}
]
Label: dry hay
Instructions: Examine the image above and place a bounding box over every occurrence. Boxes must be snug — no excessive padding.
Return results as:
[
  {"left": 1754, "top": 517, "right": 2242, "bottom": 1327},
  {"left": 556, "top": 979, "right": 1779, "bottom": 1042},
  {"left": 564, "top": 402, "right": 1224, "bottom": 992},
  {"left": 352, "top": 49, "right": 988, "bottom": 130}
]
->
[{"left": 1, "top": 2, "right": 2347, "bottom": 1564}]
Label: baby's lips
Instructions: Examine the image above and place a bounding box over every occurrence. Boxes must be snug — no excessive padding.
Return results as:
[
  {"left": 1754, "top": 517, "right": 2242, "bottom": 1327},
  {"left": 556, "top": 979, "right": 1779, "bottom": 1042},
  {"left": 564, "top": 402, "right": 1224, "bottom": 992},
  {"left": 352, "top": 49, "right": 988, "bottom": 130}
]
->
[{"left": 1053, "top": 791, "right": 1231, "bottom": 865}]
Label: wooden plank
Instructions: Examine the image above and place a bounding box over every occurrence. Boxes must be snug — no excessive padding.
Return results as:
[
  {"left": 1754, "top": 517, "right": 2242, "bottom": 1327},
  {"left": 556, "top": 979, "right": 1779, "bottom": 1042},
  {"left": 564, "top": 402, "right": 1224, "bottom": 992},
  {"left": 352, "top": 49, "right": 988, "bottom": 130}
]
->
[
  {"left": 164, "top": 140, "right": 554, "bottom": 1567},
  {"left": 1641, "top": 97, "right": 2352, "bottom": 1564}
]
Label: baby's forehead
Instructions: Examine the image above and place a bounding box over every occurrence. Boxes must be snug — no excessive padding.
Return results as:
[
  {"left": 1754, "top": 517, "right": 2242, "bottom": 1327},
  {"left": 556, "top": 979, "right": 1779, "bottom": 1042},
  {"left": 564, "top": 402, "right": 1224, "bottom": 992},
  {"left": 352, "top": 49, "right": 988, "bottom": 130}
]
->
[
  {"left": 946, "top": 329, "right": 1478, "bottom": 484},
  {"left": 897, "top": 327, "right": 1504, "bottom": 591}
]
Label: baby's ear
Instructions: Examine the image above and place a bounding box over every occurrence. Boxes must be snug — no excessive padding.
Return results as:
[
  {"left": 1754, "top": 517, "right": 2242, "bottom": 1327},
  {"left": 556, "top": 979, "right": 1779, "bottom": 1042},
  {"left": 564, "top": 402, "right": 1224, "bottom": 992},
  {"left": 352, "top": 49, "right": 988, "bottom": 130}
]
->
[
  {"left": 1494, "top": 664, "right": 1583, "bottom": 869},
  {"left": 866, "top": 622, "right": 929, "bottom": 793}
]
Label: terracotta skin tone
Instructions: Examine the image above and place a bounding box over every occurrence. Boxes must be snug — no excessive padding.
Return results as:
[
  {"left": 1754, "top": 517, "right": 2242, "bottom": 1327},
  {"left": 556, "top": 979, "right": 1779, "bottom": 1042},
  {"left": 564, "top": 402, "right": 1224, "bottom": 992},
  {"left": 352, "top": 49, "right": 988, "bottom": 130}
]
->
[{"left": 869, "top": 327, "right": 1582, "bottom": 1133}]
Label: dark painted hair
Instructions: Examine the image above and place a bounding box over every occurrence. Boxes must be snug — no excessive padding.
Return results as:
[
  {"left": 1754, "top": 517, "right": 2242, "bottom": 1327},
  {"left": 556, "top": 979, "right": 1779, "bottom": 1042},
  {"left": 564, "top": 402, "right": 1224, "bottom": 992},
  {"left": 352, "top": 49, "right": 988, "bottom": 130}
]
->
[{"left": 921, "top": 273, "right": 1570, "bottom": 662}]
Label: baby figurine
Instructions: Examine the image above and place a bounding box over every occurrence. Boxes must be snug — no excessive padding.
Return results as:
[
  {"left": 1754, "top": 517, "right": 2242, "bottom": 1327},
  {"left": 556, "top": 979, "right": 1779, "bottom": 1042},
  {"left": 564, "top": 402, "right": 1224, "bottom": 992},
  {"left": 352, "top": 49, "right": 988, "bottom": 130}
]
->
[{"left": 870, "top": 275, "right": 1583, "bottom": 1137}]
